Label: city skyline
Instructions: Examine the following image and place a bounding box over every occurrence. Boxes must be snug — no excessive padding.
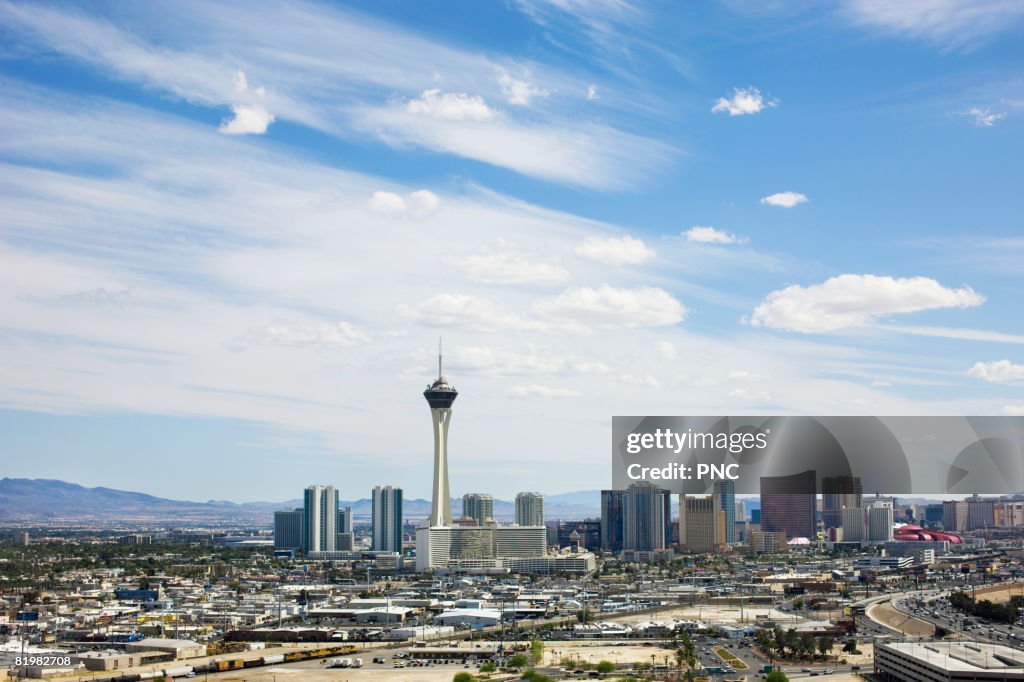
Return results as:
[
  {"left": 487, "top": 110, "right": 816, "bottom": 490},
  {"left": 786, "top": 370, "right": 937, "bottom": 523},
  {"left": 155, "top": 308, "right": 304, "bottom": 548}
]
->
[{"left": 1, "top": 2, "right": 1023, "bottom": 502}]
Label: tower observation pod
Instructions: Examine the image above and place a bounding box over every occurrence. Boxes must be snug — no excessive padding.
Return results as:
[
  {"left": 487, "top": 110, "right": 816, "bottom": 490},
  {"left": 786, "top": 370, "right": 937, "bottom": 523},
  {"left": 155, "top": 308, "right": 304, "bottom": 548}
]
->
[{"left": 424, "top": 343, "right": 457, "bottom": 527}]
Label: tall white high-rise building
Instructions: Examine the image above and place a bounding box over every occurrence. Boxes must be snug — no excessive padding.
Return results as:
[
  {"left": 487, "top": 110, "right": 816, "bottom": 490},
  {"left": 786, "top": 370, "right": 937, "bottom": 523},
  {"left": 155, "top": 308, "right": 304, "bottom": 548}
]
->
[
  {"left": 516, "top": 492, "right": 544, "bottom": 527},
  {"left": 303, "top": 485, "right": 338, "bottom": 554},
  {"left": 372, "top": 485, "right": 403, "bottom": 552},
  {"left": 841, "top": 506, "right": 865, "bottom": 542},
  {"left": 424, "top": 344, "right": 457, "bottom": 527},
  {"left": 463, "top": 493, "right": 493, "bottom": 524},
  {"left": 868, "top": 500, "right": 894, "bottom": 542}
]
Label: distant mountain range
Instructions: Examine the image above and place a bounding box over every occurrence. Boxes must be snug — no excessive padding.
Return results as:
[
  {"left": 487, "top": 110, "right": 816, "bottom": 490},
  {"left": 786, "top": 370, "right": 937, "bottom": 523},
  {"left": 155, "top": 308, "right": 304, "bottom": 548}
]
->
[{"left": 0, "top": 478, "right": 602, "bottom": 526}]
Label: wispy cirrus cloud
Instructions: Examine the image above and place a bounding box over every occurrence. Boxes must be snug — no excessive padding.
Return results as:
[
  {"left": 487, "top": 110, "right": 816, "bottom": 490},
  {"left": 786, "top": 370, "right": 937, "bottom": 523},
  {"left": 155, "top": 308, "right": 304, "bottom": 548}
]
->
[
  {"left": 961, "top": 106, "right": 1006, "bottom": 127},
  {"left": 0, "top": 0, "right": 669, "bottom": 189},
  {"left": 684, "top": 226, "right": 748, "bottom": 245},
  {"left": 841, "top": 0, "right": 1024, "bottom": 49}
]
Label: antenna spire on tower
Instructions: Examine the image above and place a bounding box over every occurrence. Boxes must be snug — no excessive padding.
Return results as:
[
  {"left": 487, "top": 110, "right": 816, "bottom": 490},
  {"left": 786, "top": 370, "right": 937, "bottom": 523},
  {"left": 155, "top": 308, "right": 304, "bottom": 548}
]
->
[{"left": 438, "top": 336, "right": 443, "bottom": 379}]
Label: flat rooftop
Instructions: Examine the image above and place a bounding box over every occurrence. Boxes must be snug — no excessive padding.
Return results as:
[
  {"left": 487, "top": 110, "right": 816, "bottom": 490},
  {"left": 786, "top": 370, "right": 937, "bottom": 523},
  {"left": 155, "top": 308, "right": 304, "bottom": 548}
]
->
[{"left": 881, "top": 641, "right": 1024, "bottom": 672}]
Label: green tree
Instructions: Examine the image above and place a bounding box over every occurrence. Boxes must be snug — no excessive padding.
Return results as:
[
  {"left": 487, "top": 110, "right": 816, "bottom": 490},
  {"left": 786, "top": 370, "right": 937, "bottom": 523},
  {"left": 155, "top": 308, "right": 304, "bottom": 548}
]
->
[
  {"left": 479, "top": 661, "right": 496, "bottom": 673},
  {"left": 595, "top": 660, "right": 615, "bottom": 674},
  {"left": 842, "top": 639, "right": 858, "bottom": 654},
  {"left": 530, "top": 637, "right": 544, "bottom": 665},
  {"left": 784, "top": 628, "right": 799, "bottom": 658},
  {"left": 453, "top": 673, "right": 474, "bottom": 682},
  {"left": 798, "top": 632, "right": 816, "bottom": 660},
  {"left": 817, "top": 635, "right": 833, "bottom": 660},
  {"left": 755, "top": 628, "right": 775, "bottom": 657},
  {"left": 677, "top": 630, "right": 698, "bottom": 680},
  {"left": 766, "top": 671, "right": 789, "bottom": 682},
  {"left": 508, "top": 653, "right": 529, "bottom": 669}
]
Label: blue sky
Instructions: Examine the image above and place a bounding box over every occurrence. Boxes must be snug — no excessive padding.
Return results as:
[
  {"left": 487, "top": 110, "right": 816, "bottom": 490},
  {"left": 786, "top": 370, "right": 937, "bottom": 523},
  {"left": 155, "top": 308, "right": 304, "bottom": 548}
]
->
[{"left": 1, "top": 0, "right": 1023, "bottom": 503}]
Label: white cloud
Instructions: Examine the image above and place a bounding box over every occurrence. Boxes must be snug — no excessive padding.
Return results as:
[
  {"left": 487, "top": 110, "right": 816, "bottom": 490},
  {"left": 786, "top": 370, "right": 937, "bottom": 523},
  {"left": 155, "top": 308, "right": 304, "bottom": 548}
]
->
[
  {"left": 760, "top": 191, "right": 808, "bottom": 208},
  {"left": 1003, "top": 405, "right": 1024, "bottom": 415},
  {"left": 684, "top": 226, "right": 747, "bottom": 245},
  {"left": 253, "top": 321, "right": 370, "bottom": 347},
  {"left": 408, "top": 190, "right": 441, "bottom": 216},
  {"left": 586, "top": 84, "right": 599, "bottom": 101},
  {"left": 404, "top": 294, "right": 535, "bottom": 332},
  {"left": 537, "top": 285, "right": 687, "bottom": 327},
  {"left": 352, "top": 102, "right": 671, "bottom": 190},
  {"left": 0, "top": 1, "right": 671, "bottom": 188},
  {"left": 507, "top": 384, "right": 580, "bottom": 399},
  {"left": 219, "top": 70, "right": 274, "bottom": 135},
  {"left": 575, "top": 235, "right": 656, "bottom": 264},
  {"left": 964, "top": 107, "right": 1005, "bottom": 127},
  {"left": 967, "top": 360, "right": 1024, "bottom": 383},
  {"left": 367, "top": 189, "right": 441, "bottom": 218},
  {"left": 219, "top": 103, "right": 275, "bottom": 135},
  {"left": 498, "top": 72, "right": 548, "bottom": 105},
  {"left": 881, "top": 325, "right": 1024, "bottom": 344},
  {"left": 728, "top": 370, "right": 765, "bottom": 382},
  {"left": 842, "top": 0, "right": 1024, "bottom": 48},
  {"left": 711, "top": 86, "right": 777, "bottom": 116},
  {"left": 452, "top": 346, "right": 608, "bottom": 377},
  {"left": 368, "top": 191, "right": 407, "bottom": 215},
  {"left": 656, "top": 340, "right": 678, "bottom": 360},
  {"left": 407, "top": 89, "right": 494, "bottom": 121},
  {"left": 458, "top": 250, "right": 569, "bottom": 285},
  {"left": 728, "top": 387, "right": 772, "bottom": 401},
  {"left": 621, "top": 374, "right": 661, "bottom": 388},
  {"left": 751, "top": 274, "right": 985, "bottom": 333}
]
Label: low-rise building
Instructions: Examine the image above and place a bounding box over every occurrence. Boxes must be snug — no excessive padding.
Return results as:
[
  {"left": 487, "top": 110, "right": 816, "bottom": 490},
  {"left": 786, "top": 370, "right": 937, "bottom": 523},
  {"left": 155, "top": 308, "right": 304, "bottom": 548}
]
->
[{"left": 876, "top": 640, "right": 1024, "bottom": 682}]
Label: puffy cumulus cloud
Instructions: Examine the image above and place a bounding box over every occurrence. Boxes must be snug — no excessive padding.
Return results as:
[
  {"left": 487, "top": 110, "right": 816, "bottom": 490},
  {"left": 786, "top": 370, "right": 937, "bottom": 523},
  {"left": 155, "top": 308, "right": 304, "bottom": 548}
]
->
[
  {"left": 656, "top": 340, "right": 678, "bottom": 360},
  {"left": 760, "top": 191, "right": 808, "bottom": 208},
  {"left": 498, "top": 71, "right": 548, "bottom": 105},
  {"left": 685, "top": 225, "right": 747, "bottom": 245},
  {"left": 711, "top": 86, "right": 777, "bottom": 116},
  {"left": 1003, "top": 405, "right": 1024, "bottom": 415},
  {"left": 367, "top": 189, "right": 441, "bottom": 218},
  {"left": 407, "top": 88, "right": 494, "bottom": 121},
  {"left": 967, "top": 360, "right": 1024, "bottom": 383},
  {"left": 220, "top": 70, "right": 274, "bottom": 135},
  {"left": 586, "top": 84, "right": 599, "bottom": 101},
  {"left": 537, "top": 285, "right": 687, "bottom": 328},
  {"left": 458, "top": 249, "right": 569, "bottom": 285},
  {"left": 452, "top": 345, "right": 608, "bottom": 377},
  {"left": 507, "top": 384, "right": 581, "bottom": 399},
  {"left": 964, "top": 107, "right": 1005, "bottom": 127},
  {"left": 219, "top": 103, "right": 275, "bottom": 135},
  {"left": 750, "top": 274, "right": 985, "bottom": 333},
  {"left": 252, "top": 321, "right": 370, "bottom": 347},
  {"left": 574, "top": 235, "right": 655, "bottom": 264}
]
